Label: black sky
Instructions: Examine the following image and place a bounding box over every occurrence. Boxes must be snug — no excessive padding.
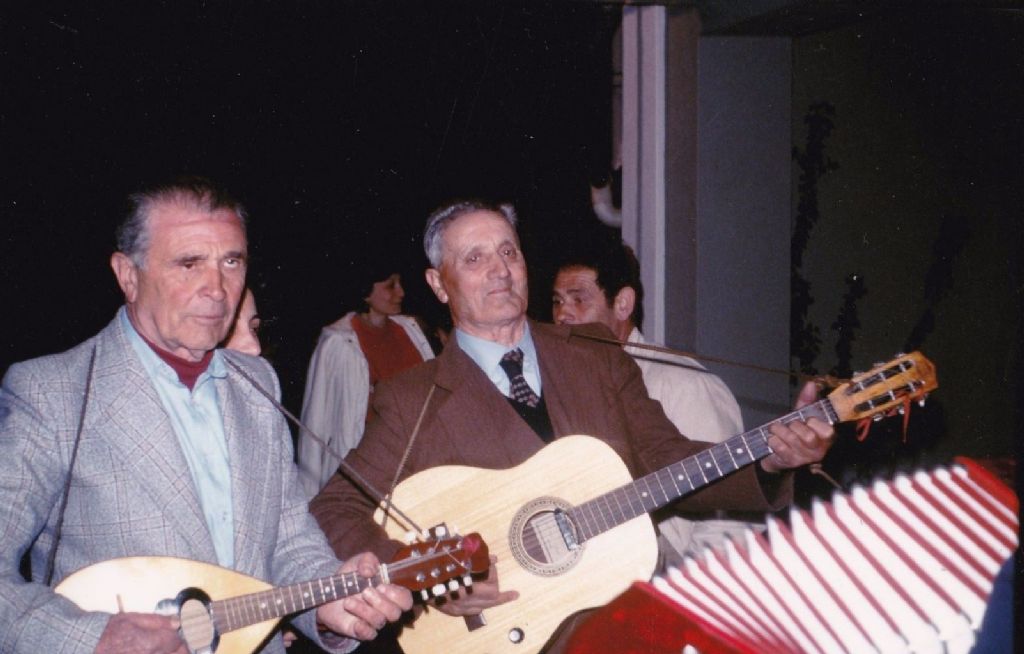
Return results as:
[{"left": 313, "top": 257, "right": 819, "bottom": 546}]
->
[{"left": 1, "top": 2, "right": 620, "bottom": 409}]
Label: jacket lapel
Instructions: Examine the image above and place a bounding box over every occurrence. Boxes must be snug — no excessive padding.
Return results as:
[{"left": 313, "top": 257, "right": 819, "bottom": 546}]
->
[
  {"left": 529, "top": 322, "right": 579, "bottom": 437},
  {"left": 432, "top": 339, "right": 547, "bottom": 465},
  {"left": 218, "top": 360, "right": 270, "bottom": 575},
  {"left": 92, "top": 318, "right": 216, "bottom": 561}
]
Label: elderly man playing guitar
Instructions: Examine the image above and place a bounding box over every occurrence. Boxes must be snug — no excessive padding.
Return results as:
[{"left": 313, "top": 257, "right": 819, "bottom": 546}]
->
[{"left": 310, "top": 200, "right": 833, "bottom": 654}]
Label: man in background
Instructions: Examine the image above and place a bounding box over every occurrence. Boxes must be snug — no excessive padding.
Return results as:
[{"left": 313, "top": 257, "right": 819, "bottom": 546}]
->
[{"left": 552, "top": 240, "right": 757, "bottom": 566}]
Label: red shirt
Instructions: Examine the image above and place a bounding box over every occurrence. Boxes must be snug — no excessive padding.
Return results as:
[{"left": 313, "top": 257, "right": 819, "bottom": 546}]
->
[
  {"left": 138, "top": 331, "right": 213, "bottom": 391},
  {"left": 352, "top": 316, "right": 426, "bottom": 420}
]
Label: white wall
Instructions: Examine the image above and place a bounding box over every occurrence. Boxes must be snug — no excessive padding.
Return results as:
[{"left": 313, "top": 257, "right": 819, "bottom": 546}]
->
[{"left": 696, "top": 37, "right": 793, "bottom": 429}]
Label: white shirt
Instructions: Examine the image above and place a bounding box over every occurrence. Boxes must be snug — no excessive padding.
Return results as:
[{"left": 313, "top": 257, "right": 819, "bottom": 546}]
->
[
  {"left": 624, "top": 328, "right": 755, "bottom": 560},
  {"left": 121, "top": 308, "right": 235, "bottom": 567}
]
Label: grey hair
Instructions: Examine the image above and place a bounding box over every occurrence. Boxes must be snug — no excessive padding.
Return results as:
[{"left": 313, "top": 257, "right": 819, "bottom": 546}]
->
[
  {"left": 116, "top": 176, "right": 248, "bottom": 267},
  {"left": 422, "top": 199, "right": 518, "bottom": 268}
]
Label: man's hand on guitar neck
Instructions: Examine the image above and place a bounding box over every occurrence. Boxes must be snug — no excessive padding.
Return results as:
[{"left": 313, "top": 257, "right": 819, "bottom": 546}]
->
[
  {"left": 316, "top": 551, "right": 413, "bottom": 644},
  {"left": 760, "top": 381, "right": 835, "bottom": 474},
  {"left": 95, "top": 612, "right": 187, "bottom": 654},
  {"left": 434, "top": 555, "right": 518, "bottom": 617}
]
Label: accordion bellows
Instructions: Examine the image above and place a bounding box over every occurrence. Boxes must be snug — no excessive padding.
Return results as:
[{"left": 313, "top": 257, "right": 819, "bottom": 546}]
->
[{"left": 569, "top": 458, "right": 1018, "bottom": 654}]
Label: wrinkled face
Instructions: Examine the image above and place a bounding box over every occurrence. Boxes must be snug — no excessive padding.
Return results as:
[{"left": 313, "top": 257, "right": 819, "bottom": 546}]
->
[
  {"left": 225, "top": 289, "right": 261, "bottom": 356},
  {"left": 425, "top": 211, "right": 529, "bottom": 337},
  {"left": 552, "top": 266, "right": 615, "bottom": 329},
  {"left": 112, "top": 200, "right": 247, "bottom": 361},
  {"left": 365, "top": 273, "right": 405, "bottom": 317}
]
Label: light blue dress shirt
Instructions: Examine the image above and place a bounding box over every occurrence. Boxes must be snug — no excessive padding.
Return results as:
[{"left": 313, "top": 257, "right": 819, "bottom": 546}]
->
[
  {"left": 120, "top": 308, "right": 235, "bottom": 567},
  {"left": 455, "top": 323, "right": 542, "bottom": 398}
]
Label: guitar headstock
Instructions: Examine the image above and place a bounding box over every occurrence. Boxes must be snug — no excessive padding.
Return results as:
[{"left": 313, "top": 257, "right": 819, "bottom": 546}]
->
[
  {"left": 388, "top": 531, "right": 490, "bottom": 601},
  {"left": 827, "top": 352, "right": 938, "bottom": 423}
]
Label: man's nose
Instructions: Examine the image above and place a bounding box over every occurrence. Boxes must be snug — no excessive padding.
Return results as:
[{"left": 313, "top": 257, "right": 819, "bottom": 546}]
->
[
  {"left": 203, "top": 266, "right": 228, "bottom": 300},
  {"left": 488, "top": 256, "right": 511, "bottom": 278},
  {"left": 553, "top": 305, "right": 573, "bottom": 324}
]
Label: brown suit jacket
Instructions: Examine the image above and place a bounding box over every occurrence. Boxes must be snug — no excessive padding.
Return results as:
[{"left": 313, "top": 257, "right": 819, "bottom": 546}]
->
[{"left": 311, "top": 320, "right": 790, "bottom": 560}]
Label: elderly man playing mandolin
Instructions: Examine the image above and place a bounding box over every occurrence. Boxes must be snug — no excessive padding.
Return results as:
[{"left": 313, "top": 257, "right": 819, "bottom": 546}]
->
[
  {"left": 0, "top": 177, "right": 411, "bottom": 654},
  {"left": 311, "top": 199, "right": 834, "bottom": 654}
]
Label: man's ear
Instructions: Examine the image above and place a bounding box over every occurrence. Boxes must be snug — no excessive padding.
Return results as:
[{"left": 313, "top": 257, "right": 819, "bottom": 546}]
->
[
  {"left": 425, "top": 268, "right": 448, "bottom": 304},
  {"left": 110, "top": 252, "right": 139, "bottom": 303},
  {"left": 612, "top": 286, "right": 636, "bottom": 322}
]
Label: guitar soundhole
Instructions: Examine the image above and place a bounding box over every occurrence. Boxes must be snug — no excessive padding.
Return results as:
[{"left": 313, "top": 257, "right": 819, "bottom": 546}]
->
[{"left": 508, "top": 496, "right": 582, "bottom": 577}]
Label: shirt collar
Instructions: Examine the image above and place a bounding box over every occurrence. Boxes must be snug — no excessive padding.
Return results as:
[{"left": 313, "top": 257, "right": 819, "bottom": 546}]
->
[
  {"left": 626, "top": 326, "right": 645, "bottom": 345},
  {"left": 120, "top": 307, "right": 226, "bottom": 387},
  {"left": 455, "top": 322, "right": 539, "bottom": 380}
]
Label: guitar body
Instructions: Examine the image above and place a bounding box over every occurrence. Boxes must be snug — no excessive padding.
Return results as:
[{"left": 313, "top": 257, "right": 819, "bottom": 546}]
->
[
  {"left": 55, "top": 557, "right": 277, "bottom": 654},
  {"left": 377, "top": 435, "right": 658, "bottom": 654}
]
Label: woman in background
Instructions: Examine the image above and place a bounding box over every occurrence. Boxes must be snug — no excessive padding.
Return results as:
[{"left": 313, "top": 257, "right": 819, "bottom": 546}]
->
[
  {"left": 224, "top": 288, "right": 262, "bottom": 356},
  {"left": 297, "top": 267, "right": 434, "bottom": 498}
]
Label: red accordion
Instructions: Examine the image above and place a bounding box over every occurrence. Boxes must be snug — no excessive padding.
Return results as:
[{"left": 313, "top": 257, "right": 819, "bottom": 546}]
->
[{"left": 569, "top": 458, "right": 1018, "bottom": 654}]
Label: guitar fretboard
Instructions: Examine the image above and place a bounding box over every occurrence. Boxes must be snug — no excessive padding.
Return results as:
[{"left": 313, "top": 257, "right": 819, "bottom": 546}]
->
[
  {"left": 568, "top": 399, "right": 838, "bottom": 543},
  {"left": 211, "top": 569, "right": 383, "bottom": 633}
]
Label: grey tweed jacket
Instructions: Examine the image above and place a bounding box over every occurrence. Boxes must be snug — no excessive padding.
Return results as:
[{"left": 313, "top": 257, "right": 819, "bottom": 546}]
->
[{"left": 0, "top": 312, "right": 350, "bottom": 654}]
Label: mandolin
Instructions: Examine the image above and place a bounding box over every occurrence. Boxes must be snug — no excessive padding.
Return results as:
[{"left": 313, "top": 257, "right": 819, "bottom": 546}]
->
[{"left": 56, "top": 531, "right": 489, "bottom": 654}]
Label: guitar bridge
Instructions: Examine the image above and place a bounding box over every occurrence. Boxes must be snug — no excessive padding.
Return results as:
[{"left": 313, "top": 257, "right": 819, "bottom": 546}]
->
[{"left": 553, "top": 509, "right": 579, "bottom": 551}]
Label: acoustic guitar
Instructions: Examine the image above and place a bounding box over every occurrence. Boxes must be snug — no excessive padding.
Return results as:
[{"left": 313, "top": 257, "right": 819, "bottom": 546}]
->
[
  {"left": 55, "top": 531, "right": 488, "bottom": 654},
  {"left": 376, "top": 352, "right": 937, "bottom": 654}
]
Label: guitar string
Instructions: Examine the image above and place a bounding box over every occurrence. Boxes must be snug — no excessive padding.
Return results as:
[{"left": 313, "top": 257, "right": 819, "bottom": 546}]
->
[
  {"left": 517, "top": 439, "right": 765, "bottom": 548},
  {"left": 515, "top": 402, "right": 830, "bottom": 548},
  {"left": 538, "top": 359, "right": 924, "bottom": 544},
  {"left": 519, "top": 421, "right": 780, "bottom": 545}
]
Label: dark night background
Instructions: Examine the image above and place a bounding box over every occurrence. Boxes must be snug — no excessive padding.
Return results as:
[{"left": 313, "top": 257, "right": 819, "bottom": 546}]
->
[
  {"left": 1, "top": 2, "right": 1022, "bottom": 476},
  {"left": 1, "top": 2, "right": 620, "bottom": 413}
]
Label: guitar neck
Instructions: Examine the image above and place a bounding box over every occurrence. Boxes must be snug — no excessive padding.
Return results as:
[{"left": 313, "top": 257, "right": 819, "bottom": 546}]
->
[
  {"left": 211, "top": 568, "right": 384, "bottom": 633},
  {"left": 568, "top": 399, "right": 838, "bottom": 543}
]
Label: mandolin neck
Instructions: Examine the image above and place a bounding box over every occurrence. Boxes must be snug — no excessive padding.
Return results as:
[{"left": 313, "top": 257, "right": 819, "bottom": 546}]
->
[
  {"left": 567, "top": 399, "right": 837, "bottom": 543},
  {"left": 211, "top": 568, "right": 384, "bottom": 633}
]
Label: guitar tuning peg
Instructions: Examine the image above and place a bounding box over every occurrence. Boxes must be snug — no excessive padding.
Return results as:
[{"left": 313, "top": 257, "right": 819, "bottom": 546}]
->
[
  {"left": 872, "top": 413, "right": 884, "bottom": 422},
  {"left": 897, "top": 405, "right": 905, "bottom": 415},
  {"left": 405, "top": 531, "right": 417, "bottom": 544},
  {"left": 420, "top": 589, "right": 430, "bottom": 602},
  {"left": 434, "top": 525, "right": 448, "bottom": 537},
  {"left": 895, "top": 351, "right": 906, "bottom": 357},
  {"left": 918, "top": 395, "right": 928, "bottom": 407},
  {"left": 853, "top": 370, "right": 863, "bottom": 377},
  {"left": 431, "top": 583, "right": 446, "bottom": 597},
  {"left": 448, "top": 579, "right": 460, "bottom": 592},
  {"left": 462, "top": 575, "right": 473, "bottom": 587}
]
